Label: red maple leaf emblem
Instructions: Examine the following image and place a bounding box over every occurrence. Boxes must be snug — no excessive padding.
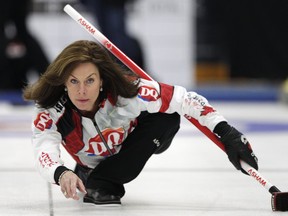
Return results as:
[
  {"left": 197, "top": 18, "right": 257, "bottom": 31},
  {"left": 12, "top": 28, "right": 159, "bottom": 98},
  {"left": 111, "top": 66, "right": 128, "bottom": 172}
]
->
[{"left": 200, "top": 106, "right": 215, "bottom": 116}]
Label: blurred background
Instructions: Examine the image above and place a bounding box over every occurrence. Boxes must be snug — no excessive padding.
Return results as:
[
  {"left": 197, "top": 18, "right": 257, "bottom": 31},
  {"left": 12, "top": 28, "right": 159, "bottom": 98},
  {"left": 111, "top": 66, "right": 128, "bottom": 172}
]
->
[{"left": 0, "top": 0, "right": 288, "bottom": 103}]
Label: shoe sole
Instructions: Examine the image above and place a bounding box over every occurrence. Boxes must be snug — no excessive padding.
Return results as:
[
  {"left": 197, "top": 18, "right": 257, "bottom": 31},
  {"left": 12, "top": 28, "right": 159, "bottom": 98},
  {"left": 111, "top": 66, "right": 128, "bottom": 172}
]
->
[{"left": 83, "top": 196, "right": 121, "bottom": 206}]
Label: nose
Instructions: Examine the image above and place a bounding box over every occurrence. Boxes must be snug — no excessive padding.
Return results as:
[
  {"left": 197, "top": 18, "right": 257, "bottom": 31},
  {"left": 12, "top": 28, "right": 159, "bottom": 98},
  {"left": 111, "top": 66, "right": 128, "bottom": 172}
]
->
[{"left": 78, "top": 83, "right": 87, "bottom": 95}]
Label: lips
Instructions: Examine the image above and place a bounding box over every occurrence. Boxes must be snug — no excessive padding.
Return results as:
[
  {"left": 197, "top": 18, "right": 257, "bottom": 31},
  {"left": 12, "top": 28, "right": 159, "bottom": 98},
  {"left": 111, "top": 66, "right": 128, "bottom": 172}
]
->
[{"left": 77, "top": 99, "right": 89, "bottom": 103}]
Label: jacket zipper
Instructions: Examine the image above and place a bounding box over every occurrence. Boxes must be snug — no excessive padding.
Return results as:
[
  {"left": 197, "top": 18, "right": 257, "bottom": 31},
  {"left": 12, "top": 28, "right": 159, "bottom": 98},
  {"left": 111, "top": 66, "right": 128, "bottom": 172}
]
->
[{"left": 92, "top": 119, "right": 113, "bottom": 156}]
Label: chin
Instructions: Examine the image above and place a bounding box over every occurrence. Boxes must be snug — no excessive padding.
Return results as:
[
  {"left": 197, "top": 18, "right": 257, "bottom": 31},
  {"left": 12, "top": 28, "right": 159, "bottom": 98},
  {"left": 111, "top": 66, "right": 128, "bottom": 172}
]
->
[{"left": 76, "top": 104, "right": 90, "bottom": 112}]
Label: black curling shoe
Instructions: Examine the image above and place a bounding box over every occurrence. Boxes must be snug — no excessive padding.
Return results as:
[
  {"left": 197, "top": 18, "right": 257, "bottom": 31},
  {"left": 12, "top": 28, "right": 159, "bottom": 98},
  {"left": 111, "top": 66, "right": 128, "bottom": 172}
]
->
[{"left": 83, "top": 188, "right": 121, "bottom": 206}]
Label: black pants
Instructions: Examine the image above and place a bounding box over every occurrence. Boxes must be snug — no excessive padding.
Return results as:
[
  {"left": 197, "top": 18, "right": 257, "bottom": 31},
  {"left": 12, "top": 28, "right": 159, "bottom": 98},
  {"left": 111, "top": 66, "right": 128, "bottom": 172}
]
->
[{"left": 75, "top": 112, "right": 180, "bottom": 197}]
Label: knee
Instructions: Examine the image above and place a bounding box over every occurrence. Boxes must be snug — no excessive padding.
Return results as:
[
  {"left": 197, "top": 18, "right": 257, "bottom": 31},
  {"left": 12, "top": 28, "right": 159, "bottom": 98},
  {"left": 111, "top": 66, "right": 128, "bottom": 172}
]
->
[
  {"left": 157, "top": 112, "right": 180, "bottom": 132},
  {"left": 136, "top": 111, "right": 180, "bottom": 143},
  {"left": 153, "top": 113, "right": 180, "bottom": 154}
]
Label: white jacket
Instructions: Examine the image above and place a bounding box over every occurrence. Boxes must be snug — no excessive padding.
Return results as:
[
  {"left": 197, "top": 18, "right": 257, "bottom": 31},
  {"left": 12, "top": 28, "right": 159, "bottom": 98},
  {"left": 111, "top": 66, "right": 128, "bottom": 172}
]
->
[{"left": 31, "top": 79, "right": 226, "bottom": 183}]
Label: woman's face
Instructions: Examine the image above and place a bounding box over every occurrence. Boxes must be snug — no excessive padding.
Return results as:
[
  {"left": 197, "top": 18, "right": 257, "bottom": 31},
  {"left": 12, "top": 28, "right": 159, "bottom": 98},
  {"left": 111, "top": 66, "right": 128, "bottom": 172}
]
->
[{"left": 65, "top": 62, "right": 102, "bottom": 115}]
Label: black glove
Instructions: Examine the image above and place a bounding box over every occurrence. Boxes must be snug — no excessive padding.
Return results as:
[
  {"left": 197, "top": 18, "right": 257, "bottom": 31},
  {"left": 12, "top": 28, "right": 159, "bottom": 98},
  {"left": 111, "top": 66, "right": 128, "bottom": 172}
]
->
[{"left": 214, "top": 122, "right": 258, "bottom": 174}]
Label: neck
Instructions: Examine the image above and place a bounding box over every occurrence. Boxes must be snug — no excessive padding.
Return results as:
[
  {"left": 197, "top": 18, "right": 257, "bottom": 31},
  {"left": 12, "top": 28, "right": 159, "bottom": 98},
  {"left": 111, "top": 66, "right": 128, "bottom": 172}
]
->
[
  {"left": 81, "top": 110, "right": 96, "bottom": 119},
  {"left": 80, "top": 100, "right": 100, "bottom": 119}
]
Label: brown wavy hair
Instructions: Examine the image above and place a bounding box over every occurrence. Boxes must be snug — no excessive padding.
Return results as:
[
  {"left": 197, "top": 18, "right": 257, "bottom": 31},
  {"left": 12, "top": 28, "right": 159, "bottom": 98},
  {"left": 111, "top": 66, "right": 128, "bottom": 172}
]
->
[{"left": 23, "top": 40, "right": 139, "bottom": 108}]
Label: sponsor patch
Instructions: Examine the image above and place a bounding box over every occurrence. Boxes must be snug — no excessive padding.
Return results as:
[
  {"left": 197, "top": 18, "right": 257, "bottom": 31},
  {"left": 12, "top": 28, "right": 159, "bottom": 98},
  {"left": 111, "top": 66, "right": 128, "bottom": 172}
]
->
[
  {"left": 34, "top": 112, "right": 53, "bottom": 131},
  {"left": 86, "top": 128, "right": 125, "bottom": 157},
  {"left": 138, "top": 86, "right": 160, "bottom": 102},
  {"left": 39, "top": 152, "right": 58, "bottom": 168}
]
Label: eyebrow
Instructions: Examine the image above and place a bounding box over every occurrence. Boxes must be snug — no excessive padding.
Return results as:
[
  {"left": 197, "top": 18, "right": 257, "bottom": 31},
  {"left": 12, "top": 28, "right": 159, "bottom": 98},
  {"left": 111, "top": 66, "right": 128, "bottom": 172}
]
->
[{"left": 70, "top": 73, "right": 97, "bottom": 79}]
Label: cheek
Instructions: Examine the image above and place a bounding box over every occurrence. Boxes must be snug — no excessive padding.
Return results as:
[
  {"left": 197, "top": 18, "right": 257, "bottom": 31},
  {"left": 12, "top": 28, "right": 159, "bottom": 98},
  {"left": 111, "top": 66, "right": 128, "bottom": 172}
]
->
[
  {"left": 66, "top": 87, "right": 77, "bottom": 99},
  {"left": 92, "top": 82, "right": 102, "bottom": 92},
  {"left": 90, "top": 87, "right": 100, "bottom": 99}
]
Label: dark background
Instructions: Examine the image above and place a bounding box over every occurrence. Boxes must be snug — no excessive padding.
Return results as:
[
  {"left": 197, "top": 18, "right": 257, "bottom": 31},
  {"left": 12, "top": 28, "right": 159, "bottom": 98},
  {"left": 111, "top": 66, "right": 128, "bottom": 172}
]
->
[{"left": 196, "top": 0, "right": 288, "bottom": 81}]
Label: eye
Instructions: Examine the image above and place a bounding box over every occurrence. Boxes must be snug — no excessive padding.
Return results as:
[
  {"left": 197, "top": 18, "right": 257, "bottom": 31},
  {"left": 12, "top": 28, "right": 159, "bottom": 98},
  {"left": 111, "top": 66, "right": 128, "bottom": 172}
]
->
[
  {"left": 70, "top": 78, "right": 78, "bottom": 84},
  {"left": 86, "top": 78, "right": 94, "bottom": 84}
]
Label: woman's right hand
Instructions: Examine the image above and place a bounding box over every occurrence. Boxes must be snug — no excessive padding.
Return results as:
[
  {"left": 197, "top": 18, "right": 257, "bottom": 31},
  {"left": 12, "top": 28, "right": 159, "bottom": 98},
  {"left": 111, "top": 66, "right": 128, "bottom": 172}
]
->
[{"left": 59, "top": 171, "right": 87, "bottom": 200}]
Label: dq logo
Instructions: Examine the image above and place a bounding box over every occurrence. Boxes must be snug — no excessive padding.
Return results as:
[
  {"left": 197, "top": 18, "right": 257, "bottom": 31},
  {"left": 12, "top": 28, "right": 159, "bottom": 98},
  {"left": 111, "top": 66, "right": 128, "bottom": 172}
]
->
[
  {"left": 34, "top": 112, "right": 53, "bottom": 131},
  {"left": 86, "top": 128, "right": 125, "bottom": 157},
  {"left": 138, "top": 86, "right": 160, "bottom": 102}
]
